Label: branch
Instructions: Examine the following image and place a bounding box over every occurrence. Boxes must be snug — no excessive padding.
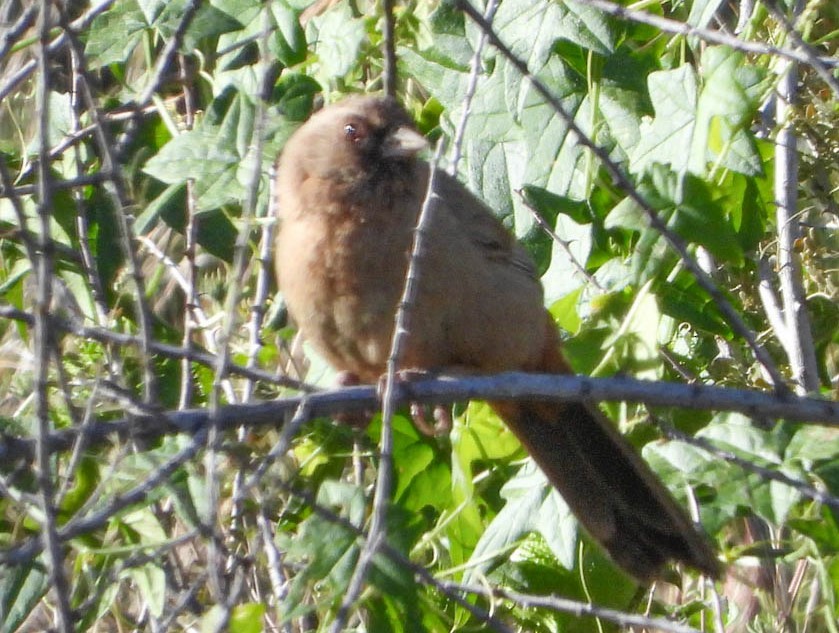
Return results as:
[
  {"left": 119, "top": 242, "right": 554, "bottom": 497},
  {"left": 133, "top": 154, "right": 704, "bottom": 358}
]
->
[
  {"left": 442, "top": 581, "right": 704, "bottom": 633},
  {"left": 583, "top": 0, "right": 838, "bottom": 90},
  {"left": 1, "top": 373, "right": 836, "bottom": 464},
  {"left": 333, "top": 139, "right": 449, "bottom": 629},
  {"left": 772, "top": 50, "right": 820, "bottom": 393}
]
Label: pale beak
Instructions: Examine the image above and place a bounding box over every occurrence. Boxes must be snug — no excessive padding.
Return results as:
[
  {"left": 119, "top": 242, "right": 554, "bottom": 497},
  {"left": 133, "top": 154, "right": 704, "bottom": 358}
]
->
[{"left": 381, "top": 126, "right": 428, "bottom": 158}]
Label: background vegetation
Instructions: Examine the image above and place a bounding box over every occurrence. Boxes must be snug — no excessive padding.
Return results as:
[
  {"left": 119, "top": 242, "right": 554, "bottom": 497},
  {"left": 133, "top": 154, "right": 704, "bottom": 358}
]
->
[{"left": 0, "top": 0, "right": 837, "bottom": 631}]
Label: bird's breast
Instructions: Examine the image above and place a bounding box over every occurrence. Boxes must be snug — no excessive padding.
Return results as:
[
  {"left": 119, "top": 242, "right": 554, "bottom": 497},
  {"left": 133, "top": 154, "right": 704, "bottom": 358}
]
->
[{"left": 276, "top": 201, "right": 414, "bottom": 379}]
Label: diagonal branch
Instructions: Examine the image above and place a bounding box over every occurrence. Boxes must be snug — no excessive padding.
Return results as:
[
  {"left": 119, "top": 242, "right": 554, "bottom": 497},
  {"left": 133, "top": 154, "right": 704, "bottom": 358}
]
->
[{"left": 457, "top": 0, "right": 788, "bottom": 392}]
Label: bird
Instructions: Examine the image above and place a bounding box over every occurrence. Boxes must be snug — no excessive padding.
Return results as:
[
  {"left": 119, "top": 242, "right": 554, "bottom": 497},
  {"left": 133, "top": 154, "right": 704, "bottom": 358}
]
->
[{"left": 273, "top": 95, "right": 721, "bottom": 582}]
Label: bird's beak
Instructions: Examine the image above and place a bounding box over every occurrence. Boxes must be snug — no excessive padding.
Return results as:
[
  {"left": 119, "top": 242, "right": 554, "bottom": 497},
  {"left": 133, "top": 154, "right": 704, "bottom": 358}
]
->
[{"left": 381, "top": 126, "right": 428, "bottom": 158}]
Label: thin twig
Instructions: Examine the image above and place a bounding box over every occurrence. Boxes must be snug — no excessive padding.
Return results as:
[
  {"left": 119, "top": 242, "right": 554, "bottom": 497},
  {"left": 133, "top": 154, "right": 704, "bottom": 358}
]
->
[
  {"left": 441, "top": 581, "right": 705, "bottom": 633},
  {"left": 381, "top": 0, "right": 397, "bottom": 98},
  {"left": 56, "top": 17, "right": 160, "bottom": 403},
  {"left": 0, "top": 303, "right": 305, "bottom": 389},
  {"left": 179, "top": 51, "right": 200, "bottom": 411},
  {"left": 333, "top": 139, "right": 448, "bottom": 630},
  {"left": 516, "top": 189, "right": 605, "bottom": 290},
  {"left": 757, "top": 255, "right": 790, "bottom": 342},
  {"left": 0, "top": 0, "right": 116, "bottom": 103},
  {"left": 0, "top": 3, "right": 37, "bottom": 60},
  {"left": 33, "top": 5, "right": 74, "bottom": 628},
  {"left": 0, "top": 430, "right": 207, "bottom": 566},
  {"left": 582, "top": 0, "right": 838, "bottom": 80},
  {"left": 762, "top": 0, "right": 839, "bottom": 97},
  {"left": 449, "top": 0, "right": 499, "bottom": 174}
]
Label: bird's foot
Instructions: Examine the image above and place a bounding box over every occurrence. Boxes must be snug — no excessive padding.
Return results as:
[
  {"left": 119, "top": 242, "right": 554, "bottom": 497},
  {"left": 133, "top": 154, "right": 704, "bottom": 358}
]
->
[
  {"left": 378, "top": 369, "right": 452, "bottom": 437},
  {"left": 333, "top": 371, "right": 372, "bottom": 428}
]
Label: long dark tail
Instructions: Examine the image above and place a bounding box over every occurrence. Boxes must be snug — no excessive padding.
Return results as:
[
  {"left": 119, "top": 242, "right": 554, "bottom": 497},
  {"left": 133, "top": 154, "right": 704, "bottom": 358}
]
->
[{"left": 492, "top": 398, "right": 721, "bottom": 581}]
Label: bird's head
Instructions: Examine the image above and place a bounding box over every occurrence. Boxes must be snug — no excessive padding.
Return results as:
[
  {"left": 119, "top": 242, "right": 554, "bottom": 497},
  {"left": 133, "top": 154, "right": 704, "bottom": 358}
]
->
[{"left": 279, "top": 96, "right": 428, "bottom": 187}]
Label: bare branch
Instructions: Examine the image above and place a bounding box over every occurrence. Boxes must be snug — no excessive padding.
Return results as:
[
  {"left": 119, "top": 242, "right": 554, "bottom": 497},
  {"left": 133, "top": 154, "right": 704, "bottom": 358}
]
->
[
  {"left": 773, "top": 55, "right": 820, "bottom": 393},
  {"left": 381, "top": 0, "right": 397, "bottom": 98},
  {"left": 583, "top": 0, "right": 838, "bottom": 90},
  {"left": 1, "top": 373, "right": 836, "bottom": 466},
  {"left": 333, "top": 137, "right": 450, "bottom": 631},
  {"left": 33, "top": 4, "right": 73, "bottom": 629}
]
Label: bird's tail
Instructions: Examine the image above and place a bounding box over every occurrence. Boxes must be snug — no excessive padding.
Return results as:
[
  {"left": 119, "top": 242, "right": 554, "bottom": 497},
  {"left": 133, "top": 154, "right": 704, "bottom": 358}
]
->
[{"left": 491, "top": 321, "right": 721, "bottom": 581}]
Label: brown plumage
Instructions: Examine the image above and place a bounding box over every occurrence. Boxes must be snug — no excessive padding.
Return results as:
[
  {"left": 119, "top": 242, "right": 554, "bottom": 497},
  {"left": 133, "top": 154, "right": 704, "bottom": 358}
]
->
[{"left": 273, "top": 95, "right": 721, "bottom": 582}]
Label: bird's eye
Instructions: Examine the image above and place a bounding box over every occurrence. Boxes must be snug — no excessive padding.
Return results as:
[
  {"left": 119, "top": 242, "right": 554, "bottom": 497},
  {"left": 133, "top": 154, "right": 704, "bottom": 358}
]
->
[{"left": 344, "top": 123, "right": 360, "bottom": 142}]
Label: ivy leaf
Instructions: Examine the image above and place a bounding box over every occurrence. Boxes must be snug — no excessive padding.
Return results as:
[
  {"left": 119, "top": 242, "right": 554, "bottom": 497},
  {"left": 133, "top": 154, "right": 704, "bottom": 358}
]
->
[
  {"left": 630, "top": 66, "right": 698, "bottom": 175},
  {"left": 84, "top": 0, "right": 147, "bottom": 68}
]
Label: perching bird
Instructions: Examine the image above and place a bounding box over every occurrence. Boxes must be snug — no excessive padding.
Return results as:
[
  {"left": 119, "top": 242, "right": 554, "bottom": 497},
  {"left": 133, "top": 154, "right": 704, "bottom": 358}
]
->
[{"left": 273, "top": 95, "right": 721, "bottom": 581}]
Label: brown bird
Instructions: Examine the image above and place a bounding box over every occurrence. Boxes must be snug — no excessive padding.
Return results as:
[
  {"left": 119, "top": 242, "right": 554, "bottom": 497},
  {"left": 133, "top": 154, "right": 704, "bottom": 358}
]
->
[{"left": 274, "top": 95, "right": 721, "bottom": 582}]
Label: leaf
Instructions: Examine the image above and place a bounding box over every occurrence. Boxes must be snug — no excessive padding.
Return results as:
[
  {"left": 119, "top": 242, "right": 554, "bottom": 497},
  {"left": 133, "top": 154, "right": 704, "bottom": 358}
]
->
[
  {"left": 493, "top": 0, "right": 615, "bottom": 73},
  {"left": 549, "top": 287, "right": 584, "bottom": 335},
  {"left": 786, "top": 426, "right": 839, "bottom": 465},
  {"left": 307, "top": 3, "right": 366, "bottom": 84},
  {"left": 606, "top": 164, "right": 746, "bottom": 289},
  {"left": 693, "top": 413, "right": 802, "bottom": 524},
  {"left": 0, "top": 562, "right": 50, "bottom": 633},
  {"left": 123, "top": 563, "right": 166, "bottom": 617},
  {"left": 280, "top": 481, "right": 364, "bottom": 621},
  {"left": 688, "top": 0, "right": 726, "bottom": 28},
  {"left": 690, "top": 47, "right": 768, "bottom": 176},
  {"left": 156, "top": 0, "right": 244, "bottom": 52},
  {"left": 657, "top": 270, "right": 734, "bottom": 338},
  {"left": 448, "top": 402, "right": 522, "bottom": 565},
  {"left": 142, "top": 90, "right": 269, "bottom": 213},
  {"left": 521, "top": 185, "right": 592, "bottom": 225},
  {"left": 230, "top": 603, "right": 267, "bottom": 633},
  {"left": 466, "top": 461, "right": 578, "bottom": 582},
  {"left": 143, "top": 128, "right": 240, "bottom": 187},
  {"left": 270, "top": 1, "right": 307, "bottom": 67},
  {"left": 630, "top": 66, "right": 698, "bottom": 175},
  {"left": 84, "top": 0, "right": 147, "bottom": 68}
]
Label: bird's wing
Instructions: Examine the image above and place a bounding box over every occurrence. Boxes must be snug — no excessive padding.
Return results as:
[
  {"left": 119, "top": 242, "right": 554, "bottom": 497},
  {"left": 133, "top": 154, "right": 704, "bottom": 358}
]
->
[{"left": 434, "top": 171, "right": 538, "bottom": 279}]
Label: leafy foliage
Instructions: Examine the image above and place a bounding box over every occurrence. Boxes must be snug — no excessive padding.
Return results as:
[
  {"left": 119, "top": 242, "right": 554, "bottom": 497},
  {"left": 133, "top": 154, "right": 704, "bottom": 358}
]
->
[{"left": 0, "top": 0, "right": 837, "bottom": 631}]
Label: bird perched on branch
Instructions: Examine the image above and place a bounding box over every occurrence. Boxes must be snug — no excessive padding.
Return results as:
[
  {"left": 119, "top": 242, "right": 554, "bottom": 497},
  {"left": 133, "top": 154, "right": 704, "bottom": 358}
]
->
[{"left": 273, "top": 95, "right": 721, "bottom": 582}]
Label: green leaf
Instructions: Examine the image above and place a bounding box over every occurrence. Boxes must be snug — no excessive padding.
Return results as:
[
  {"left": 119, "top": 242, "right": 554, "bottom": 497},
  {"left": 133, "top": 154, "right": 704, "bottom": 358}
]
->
[
  {"left": 657, "top": 270, "right": 734, "bottom": 338},
  {"left": 789, "top": 508, "right": 839, "bottom": 554},
  {"left": 230, "top": 602, "right": 267, "bottom": 633},
  {"left": 0, "top": 562, "right": 50, "bottom": 633},
  {"left": 270, "top": 1, "right": 307, "bottom": 67},
  {"left": 157, "top": 0, "right": 244, "bottom": 52},
  {"left": 466, "top": 461, "right": 578, "bottom": 582},
  {"left": 521, "top": 185, "right": 592, "bottom": 225},
  {"left": 630, "top": 66, "right": 698, "bottom": 175},
  {"left": 143, "top": 128, "right": 240, "bottom": 187},
  {"left": 280, "top": 481, "right": 364, "bottom": 622},
  {"left": 549, "top": 287, "right": 584, "bottom": 335},
  {"left": 142, "top": 90, "right": 266, "bottom": 213},
  {"left": 493, "top": 0, "right": 615, "bottom": 72},
  {"left": 690, "top": 47, "right": 768, "bottom": 176},
  {"left": 688, "top": 0, "right": 726, "bottom": 28},
  {"left": 84, "top": 1, "right": 147, "bottom": 68},
  {"left": 123, "top": 562, "right": 166, "bottom": 617},
  {"left": 58, "top": 457, "right": 100, "bottom": 522},
  {"left": 273, "top": 73, "right": 321, "bottom": 121},
  {"left": 694, "top": 413, "right": 801, "bottom": 524},
  {"left": 786, "top": 426, "right": 839, "bottom": 465},
  {"left": 307, "top": 3, "right": 366, "bottom": 85}
]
